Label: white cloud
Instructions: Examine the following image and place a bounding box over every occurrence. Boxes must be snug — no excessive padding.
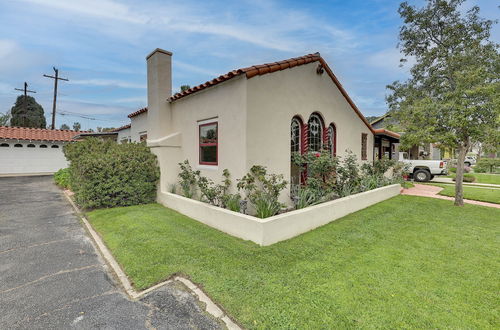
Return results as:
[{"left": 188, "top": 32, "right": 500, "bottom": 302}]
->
[{"left": 71, "top": 79, "right": 145, "bottom": 89}]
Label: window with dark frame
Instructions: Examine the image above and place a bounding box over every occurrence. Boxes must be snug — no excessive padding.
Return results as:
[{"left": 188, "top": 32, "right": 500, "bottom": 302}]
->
[
  {"left": 308, "top": 114, "right": 323, "bottom": 152},
  {"left": 291, "top": 118, "right": 301, "bottom": 154},
  {"left": 361, "top": 133, "right": 368, "bottom": 160},
  {"left": 199, "top": 121, "right": 218, "bottom": 165}
]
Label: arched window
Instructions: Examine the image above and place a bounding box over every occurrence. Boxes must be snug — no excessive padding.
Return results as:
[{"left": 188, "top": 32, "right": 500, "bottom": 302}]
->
[
  {"left": 14, "top": 144, "right": 23, "bottom": 148},
  {"left": 39, "top": 144, "right": 48, "bottom": 148},
  {"left": 27, "top": 144, "right": 35, "bottom": 148},
  {"left": 308, "top": 113, "right": 324, "bottom": 152},
  {"left": 51, "top": 145, "right": 59, "bottom": 148},
  {"left": 0, "top": 143, "right": 9, "bottom": 147},
  {"left": 327, "top": 124, "right": 336, "bottom": 156},
  {"left": 291, "top": 117, "right": 302, "bottom": 154}
]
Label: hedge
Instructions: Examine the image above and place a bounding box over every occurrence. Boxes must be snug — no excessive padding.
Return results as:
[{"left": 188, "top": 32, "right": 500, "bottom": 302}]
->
[
  {"left": 54, "top": 168, "right": 71, "bottom": 189},
  {"left": 474, "top": 158, "right": 500, "bottom": 173},
  {"left": 64, "top": 138, "right": 160, "bottom": 209}
]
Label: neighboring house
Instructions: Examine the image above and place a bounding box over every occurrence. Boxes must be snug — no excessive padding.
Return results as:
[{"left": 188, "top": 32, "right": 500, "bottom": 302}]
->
[
  {"left": 0, "top": 126, "right": 85, "bottom": 176},
  {"left": 370, "top": 113, "right": 442, "bottom": 160},
  {"left": 145, "top": 49, "right": 399, "bottom": 204},
  {"left": 114, "top": 107, "right": 148, "bottom": 143}
]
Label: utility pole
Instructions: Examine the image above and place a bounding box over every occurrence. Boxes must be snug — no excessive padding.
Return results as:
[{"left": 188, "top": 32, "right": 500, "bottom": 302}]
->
[
  {"left": 14, "top": 82, "right": 36, "bottom": 96},
  {"left": 14, "top": 82, "right": 36, "bottom": 127},
  {"left": 44, "top": 67, "right": 68, "bottom": 130}
]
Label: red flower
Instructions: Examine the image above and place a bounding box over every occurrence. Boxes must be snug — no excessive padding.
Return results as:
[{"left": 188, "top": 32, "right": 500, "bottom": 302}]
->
[{"left": 315, "top": 152, "right": 321, "bottom": 157}]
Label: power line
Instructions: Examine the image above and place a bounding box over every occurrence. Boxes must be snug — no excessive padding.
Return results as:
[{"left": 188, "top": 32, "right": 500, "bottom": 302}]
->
[{"left": 43, "top": 67, "right": 69, "bottom": 130}]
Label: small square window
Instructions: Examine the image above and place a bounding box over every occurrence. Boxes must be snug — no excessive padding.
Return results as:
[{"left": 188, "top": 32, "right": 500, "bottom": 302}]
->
[{"left": 199, "top": 122, "right": 218, "bottom": 165}]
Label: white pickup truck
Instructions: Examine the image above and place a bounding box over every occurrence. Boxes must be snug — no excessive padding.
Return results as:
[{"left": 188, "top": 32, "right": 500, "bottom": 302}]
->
[{"left": 398, "top": 152, "right": 448, "bottom": 182}]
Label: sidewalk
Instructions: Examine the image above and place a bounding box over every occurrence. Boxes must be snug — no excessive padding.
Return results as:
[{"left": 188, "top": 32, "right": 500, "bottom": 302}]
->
[
  {"left": 402, "top": 184, "right": 500, "bottom": 209},
  {"left": 431, "top": 177, "right": 500, "bottom": 188}
]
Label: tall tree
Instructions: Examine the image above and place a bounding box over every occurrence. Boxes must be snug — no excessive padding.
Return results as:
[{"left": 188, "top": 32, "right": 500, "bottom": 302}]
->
[
  {"left": 60, "top": 124, "right": 70, "bottom": 130},
  {"left": 10, "top": 95, "right": 47, "bottom": 128},
  {"left": 73, "top": 122, "right": 81, "bottom": 131},
  {"left": 387, "top": 0, "right": 499, "bottom": 206}
]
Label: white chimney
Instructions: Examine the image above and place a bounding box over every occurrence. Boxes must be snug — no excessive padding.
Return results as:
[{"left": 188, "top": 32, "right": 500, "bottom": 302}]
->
[{"left": 146, "top": 48, "right": 172, "bottom": 141}]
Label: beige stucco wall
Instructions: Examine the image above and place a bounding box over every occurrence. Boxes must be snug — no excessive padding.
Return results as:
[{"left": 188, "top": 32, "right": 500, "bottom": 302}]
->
[
  {"left": 246, "top": 62, "right": 374, "bottom": 202},
  {"left": 157, "top": 184, "right": 401, "bottom": 246},
  {"left": 116, "top": 127, "right": 131, "bottom": 143},
  {"left": 130, "top": 112, "right": 148, "bottom": 141},
  {"left": 153, "top": 76, "right": 248, "bottom": 193}
]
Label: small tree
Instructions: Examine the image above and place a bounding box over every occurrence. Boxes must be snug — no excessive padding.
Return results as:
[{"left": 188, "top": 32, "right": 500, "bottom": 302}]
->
[
  {"left": 0, "top": 112, "right": 10, "bottom": 126},
  {"left": 387, "top": 0, "right": 499, "bottom": 206},
  {"left": 180, "top": 85, "right": 191, "bottom": 92},
  {"left": 60, "top": 124, "right": 70, "bottom": 130},
  {"left": 73, "top": 122, "right": 81, "bottom": 131},
  {"left": 10, "top": 95, "right": 46, "bottom": 128}
]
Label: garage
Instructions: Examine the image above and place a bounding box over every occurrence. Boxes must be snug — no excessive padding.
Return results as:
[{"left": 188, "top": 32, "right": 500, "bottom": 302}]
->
[{"left": 0, "top": 126, "right": 83, "bottom": 176}]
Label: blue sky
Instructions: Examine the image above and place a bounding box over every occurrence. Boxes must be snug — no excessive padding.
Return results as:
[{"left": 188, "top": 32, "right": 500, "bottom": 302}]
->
[{"left": 0, "top": 0, "right": 498, "bottom": 130}]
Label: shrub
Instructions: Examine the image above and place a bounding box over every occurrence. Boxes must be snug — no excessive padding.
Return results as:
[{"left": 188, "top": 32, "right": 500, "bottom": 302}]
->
[
  {"left": 196, "top": 169, "right": 234, "bottom": 208},
  {"left": 293, "top": 187, "right": 321, "bottom": 209},
  {"left": 224, "top": 194, "right": 241, "bottom": 212},
  {"left": 178, "top": 160, "right": 199, "bottom": 198},
  {"left": 452, "top": 173, "right": 476, "bottom": 183},
  {"left": 237, "top": 165, "right": 287, "bottom": 218},
  {"left": 64, "top": 138, "right": 160, "bottom": 209},
  {"left": 292, "top": 149, "right": 338, "bottom": 198},
  {"left": 54, "top": 168, "right": 71, "bottom": 189},
  {"left": 449, "top": 167, "right": 457, "bottom": 173},
  {"left": 475, "top": 158, "right": 500, "bottom": 173},
  {"left": 335, "top": 151, "right": 361, "bottom": 196}
]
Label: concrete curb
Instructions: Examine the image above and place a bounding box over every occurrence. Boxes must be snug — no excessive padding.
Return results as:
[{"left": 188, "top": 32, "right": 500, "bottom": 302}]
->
[{"left": 63, "top": 191, "right": 241, "bottom": 330}]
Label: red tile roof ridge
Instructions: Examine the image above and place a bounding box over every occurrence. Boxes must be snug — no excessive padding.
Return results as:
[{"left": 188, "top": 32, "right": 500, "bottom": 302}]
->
[
  {"left": 0, "top": 126, "right": 88, "bottom": 142},
  {"left": 127, "top": 107, "right": 148, "bottom": 118}
]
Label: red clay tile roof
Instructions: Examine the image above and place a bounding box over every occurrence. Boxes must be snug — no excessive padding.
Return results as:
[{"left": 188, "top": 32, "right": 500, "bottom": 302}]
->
[
  {"left": 112, "top": 124, "right": 131, "bottom": 132},
  {"left": 373, "top": 129, "right": 401, "bottom": 139},
  {"left": 168, "top": 53, "right": 321, "bottom": 102},
  {"left": 0, "top": 126, "right": 87, "bottom": 142},
  {"left": 166, "top": 52, "right": 385, "bottom": 134},
  {"left": 128, "top": 107, "right": 148, "bottom": 118}
]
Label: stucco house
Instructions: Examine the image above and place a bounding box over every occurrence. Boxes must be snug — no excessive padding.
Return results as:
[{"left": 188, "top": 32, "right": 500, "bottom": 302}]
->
[
  {"left": 145, "top": 49, "right": 399, "bottom": 204},
  {"left": 114, "top": 107, "right": 148, "bottom": 143},
  {"left": 0, "top": 126, "right": 85, "bottom": 176}
]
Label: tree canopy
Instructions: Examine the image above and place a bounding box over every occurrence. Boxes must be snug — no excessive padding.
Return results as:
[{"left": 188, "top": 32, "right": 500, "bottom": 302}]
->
[
  {"left": 60, "top": 124, "right": 70, "bottom": 130},
  {"left": 387, "top": 0, "right": 499, "bottom": 205},
  {"left": 73, "top": 122, "right": 81, "bottom": 131},
  {"left": 10, "top": 95, "right": 47, "bottom": 128}
]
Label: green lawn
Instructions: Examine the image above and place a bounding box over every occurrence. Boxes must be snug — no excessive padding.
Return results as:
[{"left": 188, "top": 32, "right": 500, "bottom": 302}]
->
[
  {"left": 429, "top": 183, "right": 500, "bottom": 204},
  {"left": 473, "top": 173, "right": 500, "bottom": 185},
  {"left": 87, "top": 196, "right": 499, "bottom": 329}
]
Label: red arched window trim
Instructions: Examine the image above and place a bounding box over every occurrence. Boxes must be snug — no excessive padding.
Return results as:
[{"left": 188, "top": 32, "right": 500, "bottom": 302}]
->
[{"left": 328, "top": 123, "right": 337, "bottom": 156}]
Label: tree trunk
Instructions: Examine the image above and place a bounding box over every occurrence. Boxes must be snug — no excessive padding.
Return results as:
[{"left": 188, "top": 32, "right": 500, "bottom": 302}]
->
[{"left": 454, "top": 145, "right": 468, "bottom": 206}]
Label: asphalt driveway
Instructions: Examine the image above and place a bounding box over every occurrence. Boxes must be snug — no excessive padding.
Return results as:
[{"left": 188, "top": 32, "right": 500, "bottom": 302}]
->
[{"left": 0, "top": 176, "right": 222, "bottom": 329}]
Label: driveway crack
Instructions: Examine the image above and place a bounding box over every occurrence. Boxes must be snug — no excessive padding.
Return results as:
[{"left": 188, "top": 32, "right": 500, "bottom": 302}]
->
[
  {"left": 0, "top": 264, "right": 99, "bottom": 294},
  {"left": 0, "top": 238, "right": 73, "bottom": 255}
]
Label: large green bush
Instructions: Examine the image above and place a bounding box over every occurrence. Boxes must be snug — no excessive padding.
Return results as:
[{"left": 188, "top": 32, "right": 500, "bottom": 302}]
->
[
  {"left": 54, "top": 168, "right": 71, "bottom": 189},
  {"left": 474, "top": 158, "right": 500, "bottom": 173},
  {"left": 64, "top": 138, "right": 160, "bottom": 209}
]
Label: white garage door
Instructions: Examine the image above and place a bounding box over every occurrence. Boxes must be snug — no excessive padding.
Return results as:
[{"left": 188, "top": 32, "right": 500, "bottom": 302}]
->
[{"left": 0, "top": 141, "right": 69, "bottom": 175}]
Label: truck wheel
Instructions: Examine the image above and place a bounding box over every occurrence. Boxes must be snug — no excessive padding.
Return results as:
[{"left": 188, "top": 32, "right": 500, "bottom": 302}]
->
[
  {"left": 414, "top": 169, "right": 431, "bottom": 182},
  {"left": 430, "top": 175, "right": 435, "bottom": 180}
]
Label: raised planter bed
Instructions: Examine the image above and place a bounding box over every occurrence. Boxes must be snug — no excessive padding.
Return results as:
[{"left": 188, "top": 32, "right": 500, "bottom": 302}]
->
[{"left": 157, "top": 184, "right": 401, "bottom": 246}]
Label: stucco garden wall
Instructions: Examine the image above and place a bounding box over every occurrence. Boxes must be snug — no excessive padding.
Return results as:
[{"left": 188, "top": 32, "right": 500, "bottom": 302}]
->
[{"left": 157, "top": 184, "right": 401, "bottom": 246}]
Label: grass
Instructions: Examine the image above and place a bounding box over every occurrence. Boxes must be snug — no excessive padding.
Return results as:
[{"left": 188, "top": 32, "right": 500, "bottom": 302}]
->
[
  {"left": 473, "top": 173, "right": 500, "bottom": 185},
  {"left": 87, "top": 196, "right": 500, "bottom": 329},
  {"left": 428, "top": 183, "right": 500, "bottom": 204}
]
